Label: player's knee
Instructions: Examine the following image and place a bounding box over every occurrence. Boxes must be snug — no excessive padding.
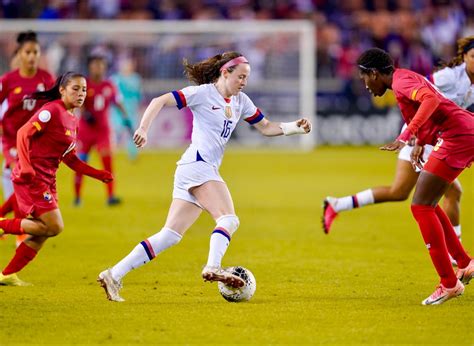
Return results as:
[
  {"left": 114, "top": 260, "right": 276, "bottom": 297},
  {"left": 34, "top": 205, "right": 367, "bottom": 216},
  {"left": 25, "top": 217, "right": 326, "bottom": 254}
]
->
[
  {"left": 216, "top": 214, "right": 240, "bottom": 237},
  {"left": 46, "top": 221, "right": 64, "bottom": 237}
]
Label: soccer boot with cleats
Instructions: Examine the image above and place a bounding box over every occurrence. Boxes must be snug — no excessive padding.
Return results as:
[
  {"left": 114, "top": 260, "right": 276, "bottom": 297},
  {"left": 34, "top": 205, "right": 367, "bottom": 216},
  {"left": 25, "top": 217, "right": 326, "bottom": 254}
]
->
[
  {"left": 0, "top": 273, "right": 32, "bottom": 286},
  {"left": 456, "top": 259, "right": 474, "bottom": 285},
  {"left": 322, "top": 197, "right": 338, "bottom": 234},
  {"left": 97, "top": 269, "right": 125, "bottom": 302},
  {"left": 421, "top": 280, "right": 464, "bottom": 305},
  {"left": 201, "top": 265, "right": 245, "bottom": 288}
]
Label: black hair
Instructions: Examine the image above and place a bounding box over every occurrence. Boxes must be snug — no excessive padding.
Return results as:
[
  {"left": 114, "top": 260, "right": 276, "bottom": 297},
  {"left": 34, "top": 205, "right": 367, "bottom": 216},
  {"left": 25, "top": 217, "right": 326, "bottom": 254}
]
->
[
  {"left": 17, "top": 30, "right": 38, "bottom": 47},
  {"left": 183, "top": 51, "right": 246, "bottom": 85},
  {"left": 31, "top": 72, "right": 84, "bottom": 102},
  {"left": 357, "top": 48, "right": 395, "bottom": 75}
]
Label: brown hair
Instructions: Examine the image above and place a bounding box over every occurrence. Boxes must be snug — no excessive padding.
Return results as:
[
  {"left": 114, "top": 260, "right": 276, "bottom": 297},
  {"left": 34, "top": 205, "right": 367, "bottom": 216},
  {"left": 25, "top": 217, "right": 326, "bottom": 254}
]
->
[
  {"left": 31, "top": 71, "right": 84, "bottom": 102},
  {"left": 435, "top": 36, "right": 474, "bottom": 71},
  {"left": 183, "top": 51, "right": 246, "bottom": 85}
]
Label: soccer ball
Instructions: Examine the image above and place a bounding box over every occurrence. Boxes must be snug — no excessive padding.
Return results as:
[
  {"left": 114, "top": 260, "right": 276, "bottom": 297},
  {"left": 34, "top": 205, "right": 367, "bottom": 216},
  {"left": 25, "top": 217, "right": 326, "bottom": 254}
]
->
[{"left": 218, "top": 266, "right": 256, "bottom": 302}]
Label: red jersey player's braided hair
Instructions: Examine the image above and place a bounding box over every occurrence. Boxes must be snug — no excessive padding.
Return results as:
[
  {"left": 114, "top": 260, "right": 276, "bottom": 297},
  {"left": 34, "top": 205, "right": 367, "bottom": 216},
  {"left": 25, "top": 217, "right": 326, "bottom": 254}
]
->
[
  {"left": 30, "top": 71, "right": 84, "bottom": 102},
  {"left": 357, "top": 47, "right": 395, "bottom": 75},
  {"left": 183, "top": 51, "right": 248, "bottom": 85},
  {"left": 434, "top": 36, "right": 474, "bottom": 71}
]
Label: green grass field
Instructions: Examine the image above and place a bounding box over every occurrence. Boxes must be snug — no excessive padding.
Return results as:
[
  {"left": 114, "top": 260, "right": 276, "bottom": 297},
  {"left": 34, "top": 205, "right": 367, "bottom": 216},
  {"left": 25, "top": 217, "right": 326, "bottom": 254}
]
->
[{"left": 0, "top": 147, "right": 472, "bottom": 344}]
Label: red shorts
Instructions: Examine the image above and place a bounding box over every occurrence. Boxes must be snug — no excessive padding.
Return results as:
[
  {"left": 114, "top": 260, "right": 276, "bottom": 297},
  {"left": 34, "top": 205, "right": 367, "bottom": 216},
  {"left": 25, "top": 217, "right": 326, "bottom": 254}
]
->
[
  {"left": 429, "top": 135, "right": 474, "bottom": 170},
  {"left": 424, "top": 156, "right": 464, "bottom": 182},
  {"left": 77, "top": 125, "right": 112, "bottom": 154},
  {"left": 13, "top": 179, "right": 58, "bottom": 218}
]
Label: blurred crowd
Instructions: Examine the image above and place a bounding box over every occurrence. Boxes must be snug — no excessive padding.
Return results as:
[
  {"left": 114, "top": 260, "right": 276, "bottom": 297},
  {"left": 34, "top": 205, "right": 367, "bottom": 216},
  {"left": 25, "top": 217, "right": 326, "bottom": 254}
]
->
[{"left": 1, "top": 0, "right": 472, "bottom": 115}]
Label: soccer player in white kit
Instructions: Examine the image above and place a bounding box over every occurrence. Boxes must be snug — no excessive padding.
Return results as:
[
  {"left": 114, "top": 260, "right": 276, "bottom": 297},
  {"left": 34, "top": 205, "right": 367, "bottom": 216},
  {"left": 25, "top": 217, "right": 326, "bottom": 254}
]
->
[
  {"left": 322, "top": 36, "right": 474, "bottom": 247},
  {"left": 98, "top": 52, "right": 312, "bottom": 302}
]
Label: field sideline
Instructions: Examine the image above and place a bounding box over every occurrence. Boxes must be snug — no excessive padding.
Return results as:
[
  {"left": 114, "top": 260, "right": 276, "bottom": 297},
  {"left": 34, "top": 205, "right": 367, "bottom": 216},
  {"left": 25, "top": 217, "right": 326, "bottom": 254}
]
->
[{"left": 0, "top": 147, "right": 472, "bottom": 344}]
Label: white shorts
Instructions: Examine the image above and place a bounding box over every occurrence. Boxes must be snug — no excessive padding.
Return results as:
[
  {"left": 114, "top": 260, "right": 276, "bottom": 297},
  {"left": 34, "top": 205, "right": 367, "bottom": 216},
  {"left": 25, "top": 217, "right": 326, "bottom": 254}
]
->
[
  {"left": 398, "top": 144, "right": 433, "bottom": 172},
  {"left": 173, "top": 161, "right": 225, "bottom": 208}
]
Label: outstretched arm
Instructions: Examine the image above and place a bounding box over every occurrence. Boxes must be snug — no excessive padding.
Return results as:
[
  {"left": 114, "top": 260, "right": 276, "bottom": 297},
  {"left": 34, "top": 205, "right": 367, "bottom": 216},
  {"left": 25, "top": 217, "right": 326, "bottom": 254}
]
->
[
  {"left": 133, "top": 93, "right": 177, "bottom": 147},
  {"left": 62, "top": 151, "right": 113, "bottom": 182},
  {"left": 253, "top": 118, "right": 312, "bottom": 137}
]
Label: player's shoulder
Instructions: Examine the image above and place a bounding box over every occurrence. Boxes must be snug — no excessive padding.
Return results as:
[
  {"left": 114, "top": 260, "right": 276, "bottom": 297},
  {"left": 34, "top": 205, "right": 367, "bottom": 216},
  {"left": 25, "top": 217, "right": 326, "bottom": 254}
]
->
[
  {"left": 433, "top": 63, "right": 464, "bottom": 85},
  {"left": 41, "top": 99, "right": 64, "bottom": 113},
  {"left": 1, "top": 69, "right": 20, "bottom": 82}
]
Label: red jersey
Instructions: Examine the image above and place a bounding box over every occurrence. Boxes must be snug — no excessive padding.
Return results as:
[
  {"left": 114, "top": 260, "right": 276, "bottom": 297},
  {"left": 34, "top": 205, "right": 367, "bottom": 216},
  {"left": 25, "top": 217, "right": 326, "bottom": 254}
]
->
[
  {"left": 13, "top": 99, "right": 78, "bottom": 184},
  {"left": 392, "top": 68, "right": 473, "bottom": 146},
  {"left": 80, "top": 78, "right": 119, "bottom": 130},
  {"left": 0, "top": 68, "right": 55, "bottom": 148}
]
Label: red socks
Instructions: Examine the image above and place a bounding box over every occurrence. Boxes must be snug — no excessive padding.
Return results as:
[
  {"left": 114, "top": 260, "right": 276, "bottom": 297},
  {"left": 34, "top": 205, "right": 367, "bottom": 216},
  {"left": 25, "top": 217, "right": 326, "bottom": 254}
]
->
[
  {"left": 434, "top": 205, "right": 471, "bottom": 268},
  {"left": 411, "top": 204, "right": 458, "bottom": 288},
  {"left": 101, "top": 154, "right": 114, "bottom": 198},
  {"left": 2, "top": 242, "right": 37, "bottom": 275},
  {"left": 0, "top": 218, "right": 24, "bottom": 235}
]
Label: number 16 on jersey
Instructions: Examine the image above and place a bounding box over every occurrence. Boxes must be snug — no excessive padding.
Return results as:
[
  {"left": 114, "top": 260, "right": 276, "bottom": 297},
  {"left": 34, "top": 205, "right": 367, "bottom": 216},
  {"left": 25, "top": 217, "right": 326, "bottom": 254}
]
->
[{"left": 220, "top": 120, "right": 233, "bottom": 139}]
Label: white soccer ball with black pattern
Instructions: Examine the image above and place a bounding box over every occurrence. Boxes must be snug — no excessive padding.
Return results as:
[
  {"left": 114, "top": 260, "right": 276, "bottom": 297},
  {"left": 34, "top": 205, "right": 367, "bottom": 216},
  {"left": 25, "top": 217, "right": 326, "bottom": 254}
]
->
[{"left": 218, "top": 266, "right": 256, "bottom": 302}]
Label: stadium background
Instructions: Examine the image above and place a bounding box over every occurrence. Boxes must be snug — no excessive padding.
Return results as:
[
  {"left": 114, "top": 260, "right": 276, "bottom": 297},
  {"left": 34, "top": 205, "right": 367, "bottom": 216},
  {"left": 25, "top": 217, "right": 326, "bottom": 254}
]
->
[{"left": 0, "top": 1, "right": 473, "bottom": 344}]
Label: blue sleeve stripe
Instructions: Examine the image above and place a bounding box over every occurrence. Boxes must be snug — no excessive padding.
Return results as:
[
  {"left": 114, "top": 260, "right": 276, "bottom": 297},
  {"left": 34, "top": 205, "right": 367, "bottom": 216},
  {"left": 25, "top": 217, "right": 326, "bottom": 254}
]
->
[
  {"left": 245, "top": 109, "right": 265, "bottom": 124},
  {"left": 172, "top": 90, "right": 186, "bottom": 109}
]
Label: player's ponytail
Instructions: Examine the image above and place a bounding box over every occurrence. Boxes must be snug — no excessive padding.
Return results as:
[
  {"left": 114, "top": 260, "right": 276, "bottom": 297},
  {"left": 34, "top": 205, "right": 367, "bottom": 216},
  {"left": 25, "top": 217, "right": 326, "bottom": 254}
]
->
[
  {"left": 357, "top": 48, "right": 395, "bottom": 75},
  {"left": 183, "top": 51, "right": 246, "bottom": 85},
  {"left": 435, "top": 36, "right": 474, "bottom": 71},
  {"left": 31, "top": 71, "right": 84, "bottom": 102}
]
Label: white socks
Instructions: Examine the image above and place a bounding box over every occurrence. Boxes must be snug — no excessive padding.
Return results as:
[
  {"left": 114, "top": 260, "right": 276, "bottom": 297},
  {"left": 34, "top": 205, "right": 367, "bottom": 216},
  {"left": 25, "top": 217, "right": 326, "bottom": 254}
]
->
[
  {"left": 110, "top": 227, "right": 182, "bottom": 281},
  {"left": 206, "top": 231, "right": 230, "bottom": 268},
  {"left": 332, "top": 189, "right": 375, "bottom": 212}
]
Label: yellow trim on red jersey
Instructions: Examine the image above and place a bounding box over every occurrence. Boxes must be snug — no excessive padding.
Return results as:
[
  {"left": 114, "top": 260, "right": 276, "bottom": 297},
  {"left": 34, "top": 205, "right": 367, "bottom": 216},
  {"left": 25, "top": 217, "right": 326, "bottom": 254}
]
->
[
  {"left": 32, "top": 121, "right": 42, "bottom": 131},
  {"left": 411, "top": 89, "right": 418, "bottom": 100}
]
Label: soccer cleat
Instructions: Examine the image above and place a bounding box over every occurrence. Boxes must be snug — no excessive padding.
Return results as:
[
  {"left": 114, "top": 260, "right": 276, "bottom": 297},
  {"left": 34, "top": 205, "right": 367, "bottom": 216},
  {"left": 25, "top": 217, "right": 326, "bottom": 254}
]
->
[
  {"left": 97, "top": 269, "right": 125, "bottom": 302},
  {"left": 421, "top": 280, "right": 464, "bottom": 305},
  {"left": 107, "top": 196, "right": 122, "bottom": 206},
  {"left": 73, "top": 197, "right": 82, "bottom": 207},
  {"left": 0, "top": 273, "right": 32, "bottom": 286},
  {"left": 456, "top": 259, "right": 474, "bottom": 285},
  {"left": 201, "top": 265, "right": 245, "bottom": 288},
  {"left": 322, "top": 197, "right": 338, "bottom": 234}
]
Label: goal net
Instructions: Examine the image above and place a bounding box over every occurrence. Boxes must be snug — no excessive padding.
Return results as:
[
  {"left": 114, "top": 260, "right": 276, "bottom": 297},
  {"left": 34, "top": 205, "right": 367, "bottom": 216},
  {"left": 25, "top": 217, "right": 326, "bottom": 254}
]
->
[{"left": 0, "top": 20, "right": 316, "bottom": 150}]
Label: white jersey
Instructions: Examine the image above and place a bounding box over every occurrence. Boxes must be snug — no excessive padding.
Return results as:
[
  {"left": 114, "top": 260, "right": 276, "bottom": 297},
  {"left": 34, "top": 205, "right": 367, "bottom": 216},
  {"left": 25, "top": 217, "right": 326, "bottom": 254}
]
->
[
  {"left": 431, "top": 62, "right": 474, "bottom": 109},
  {"left": 172, "top": 84, "right": 264, "bottom": 168}
]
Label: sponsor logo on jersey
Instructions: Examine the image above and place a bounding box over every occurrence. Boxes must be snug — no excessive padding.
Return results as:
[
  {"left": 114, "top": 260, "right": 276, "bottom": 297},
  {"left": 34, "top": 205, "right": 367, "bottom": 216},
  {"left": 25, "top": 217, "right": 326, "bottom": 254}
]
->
[
  {"left": 37, "top": 83, "right": 45, "bottom": 92},
  {"left": 212, "top": 106, "right": 221, "bottom": 110},
  {"left": 433, "top": 138, "right": 443, "bottom": 152},
  {"left": 9, "top": 147, "right": 17, "bottom": 158},
  {"left": 43, "top": 191, "right": 52, "bottom": 202},
  {"left": 13, "top": 86, "right": 22, "bottom": 94}
]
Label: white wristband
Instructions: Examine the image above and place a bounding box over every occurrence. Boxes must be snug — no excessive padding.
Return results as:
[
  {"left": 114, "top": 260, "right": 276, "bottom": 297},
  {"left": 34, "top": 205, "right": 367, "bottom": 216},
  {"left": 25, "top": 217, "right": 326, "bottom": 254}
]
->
[{"left": 279, "top": 121, "right": 306, "bottom": 136}]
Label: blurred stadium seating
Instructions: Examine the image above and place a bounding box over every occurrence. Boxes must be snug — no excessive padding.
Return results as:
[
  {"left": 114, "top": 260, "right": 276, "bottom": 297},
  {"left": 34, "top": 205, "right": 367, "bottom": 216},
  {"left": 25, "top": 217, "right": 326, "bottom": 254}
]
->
[{"left": 0, "top": 0, "right": 472, "bottom": 145}]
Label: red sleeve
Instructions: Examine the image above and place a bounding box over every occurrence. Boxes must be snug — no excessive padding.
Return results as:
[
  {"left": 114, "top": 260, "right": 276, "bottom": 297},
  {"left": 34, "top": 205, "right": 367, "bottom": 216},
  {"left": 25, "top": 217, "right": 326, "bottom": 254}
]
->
[
  {"left": 62, "top": 151, "right": 113, "bottom": 182},
  {"left": 405, "top": 87, "right": 440, "bottom": 137}
]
